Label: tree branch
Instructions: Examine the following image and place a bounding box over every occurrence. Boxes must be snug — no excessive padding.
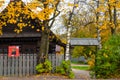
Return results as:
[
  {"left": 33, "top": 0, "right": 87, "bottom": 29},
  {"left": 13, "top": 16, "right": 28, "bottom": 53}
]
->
[{"left": 48, "top": 0, "right": 60, "bottom": 29}]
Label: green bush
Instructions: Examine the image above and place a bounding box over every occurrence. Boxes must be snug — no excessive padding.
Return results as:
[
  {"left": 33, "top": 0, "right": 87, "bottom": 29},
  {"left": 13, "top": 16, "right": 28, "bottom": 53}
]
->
[
  {"left": 68, "top": 71, "right": 75, "bottom": 79},
  {"left": 36, "top": 63, "right": 44, "bottom": 73},
  {"left": 56, "top": 66, "right": 65, "bottom": 75},
  {"left": 92, "top": 34, "right": 120, "bottom": 78},
  {"left": 36, "top": 59, "right": 52, "bottom": 73},
  {"left": 56, "top": 60, "right": 75, "bottom": 79}
]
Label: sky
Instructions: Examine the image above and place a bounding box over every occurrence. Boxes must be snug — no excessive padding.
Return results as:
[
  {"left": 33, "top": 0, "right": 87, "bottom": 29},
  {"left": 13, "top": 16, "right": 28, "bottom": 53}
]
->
[{"left": 0, "top": 0, "right": 29, "bottom": 12}]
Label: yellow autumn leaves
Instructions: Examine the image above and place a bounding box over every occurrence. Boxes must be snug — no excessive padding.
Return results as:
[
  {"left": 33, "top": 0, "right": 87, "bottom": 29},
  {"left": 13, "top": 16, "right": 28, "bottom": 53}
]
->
[
  {"left": 37, "top": 7, "right": 54, "bottom": 20},
  {"left": 0, "top": 0, "right": 4, "bottom": 7},
  {"left": 94, "top": 0, "right": 120, "bottom": 42},
  {"left": 0, "top": 0, "right": 60, "bottom": 35}
]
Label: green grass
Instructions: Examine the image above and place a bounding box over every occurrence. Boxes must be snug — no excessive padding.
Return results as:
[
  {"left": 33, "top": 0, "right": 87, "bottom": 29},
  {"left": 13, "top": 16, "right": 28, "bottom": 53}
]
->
[
  {"left": 72, "top": 66, "right": 89, "bottom": 70},
  {"left": 71, "top": 61, "right": 87, "bottom": 65}
]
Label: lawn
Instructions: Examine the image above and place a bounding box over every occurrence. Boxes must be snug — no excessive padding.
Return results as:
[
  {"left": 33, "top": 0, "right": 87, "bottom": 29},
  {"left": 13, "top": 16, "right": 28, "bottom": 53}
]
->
[{"left": 72, "top": 66, "right": 90, "bottom": 70}]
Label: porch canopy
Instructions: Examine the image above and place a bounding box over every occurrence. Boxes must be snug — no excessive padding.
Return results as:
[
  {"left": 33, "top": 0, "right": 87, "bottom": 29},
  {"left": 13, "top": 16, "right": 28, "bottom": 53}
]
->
[{"left": 70, "top": 38, "right": 99, "bottom": 46}]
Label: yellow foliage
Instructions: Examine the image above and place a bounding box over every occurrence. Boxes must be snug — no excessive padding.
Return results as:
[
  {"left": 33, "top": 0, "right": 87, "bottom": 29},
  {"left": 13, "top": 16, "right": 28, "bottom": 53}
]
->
[
  {"left": 103, "top": 53, "right": 108, "bottom": 58},
  {"left": 109, "top": 0, "right": 116, "bottom": 3},
  {"left": 42, "top": 26, "right": 45, "bottom": 31},
  {"left": 100, "top": 23, "right": 107, "bottom": 30},
  {"left": 31, "top": 26, "right": 35, "bottom": 29},
  {"left": 68, "top": 3, "right": 78, "bottom": 7},
  {"left": 0, "top": 0, "right": 4, "bottom": 7},
  {"left": 88, "top": 60, "right": 94, "bottom": 66},
  {"left": 0, "top": 30, "right": 3, "bottom": 35},
  {"left": 96, "top": 6, "right": 106, "bottom": 12},
  {"left": 36, "top": 29, "right": 40, "bottom": 32},
  {"left": 87, "top": 55, "right": 95, "bottom": 67},
  {"left": 0, "top": 0, "right": 60, "bottom": 35}
]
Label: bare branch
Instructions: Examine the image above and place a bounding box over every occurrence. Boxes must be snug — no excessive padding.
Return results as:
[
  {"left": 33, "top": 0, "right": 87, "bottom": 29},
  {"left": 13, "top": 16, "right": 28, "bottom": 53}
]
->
[{"left": 48, "top": 0, "right": 61, "bottom": 29}]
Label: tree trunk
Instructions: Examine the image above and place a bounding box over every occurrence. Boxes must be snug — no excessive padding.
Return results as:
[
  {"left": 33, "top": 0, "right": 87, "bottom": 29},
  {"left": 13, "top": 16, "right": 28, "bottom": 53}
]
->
[
  {"left": 65, "top": 26, "right": 71, "bottom": 61},
  {"left": 113, "top": 5, "right": 117, "bottom": 35},
  {"left": 37, "top": 20, "right": 50, "bottom": 64},
  {"left": 108, "top": 0, "right": 116, "bottom": 35},
  {"left": 37, "top": 0, "right": 50, "bottom": 64},
  {"left": 37, "top": 30, "right": 49, "bottom": 63}
]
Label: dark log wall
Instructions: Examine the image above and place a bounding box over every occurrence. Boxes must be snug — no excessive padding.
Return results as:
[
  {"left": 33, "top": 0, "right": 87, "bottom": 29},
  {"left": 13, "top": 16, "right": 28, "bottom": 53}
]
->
[{"left": 0, "top": 37, "right": 40, "bottom": 54}]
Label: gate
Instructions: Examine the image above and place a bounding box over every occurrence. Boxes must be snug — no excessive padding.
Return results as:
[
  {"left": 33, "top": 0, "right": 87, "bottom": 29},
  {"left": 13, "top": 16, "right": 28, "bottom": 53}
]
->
[{"left": 0, "top": 53, "right": 37, "bottom": 76}]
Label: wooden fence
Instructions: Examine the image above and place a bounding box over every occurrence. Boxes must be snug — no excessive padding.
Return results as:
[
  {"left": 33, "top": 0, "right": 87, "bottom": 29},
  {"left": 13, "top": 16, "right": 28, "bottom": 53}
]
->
[
  {"left": 0, "top": 53, "right": 37, "bottom": 76},
  {"left": 0, "top": 53, "right": 64, "bottom": 76},
  {"left": 48, "top": 54, "right": 64, "bottom": 72}
]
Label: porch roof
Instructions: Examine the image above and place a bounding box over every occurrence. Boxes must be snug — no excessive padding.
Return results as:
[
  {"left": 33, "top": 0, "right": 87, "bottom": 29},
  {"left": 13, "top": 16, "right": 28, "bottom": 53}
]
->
[{"left": 70, "top": 38, "right": 99, "bottom": 46}]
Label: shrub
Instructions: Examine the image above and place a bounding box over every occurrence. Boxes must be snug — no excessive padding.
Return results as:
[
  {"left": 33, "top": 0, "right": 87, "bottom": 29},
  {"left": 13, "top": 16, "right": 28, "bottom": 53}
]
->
[
  {"left": 92, "top": 34, "right": 120, "bottom": 78},
  {"left": 36, "top": 59, "right": 52, "bottom": 73},
  {"left": 68, "top": 71, "right": 75, "bottom": 79},
  {"left": 56, "top": 60, "right": 75, "bottom": 79}
]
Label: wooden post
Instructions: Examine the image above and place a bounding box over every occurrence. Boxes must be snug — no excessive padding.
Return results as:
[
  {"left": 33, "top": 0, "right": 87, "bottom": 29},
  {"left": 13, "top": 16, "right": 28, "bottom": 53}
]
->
[{"left": 95, "top": 0, "right": 102, "bottom": 78}]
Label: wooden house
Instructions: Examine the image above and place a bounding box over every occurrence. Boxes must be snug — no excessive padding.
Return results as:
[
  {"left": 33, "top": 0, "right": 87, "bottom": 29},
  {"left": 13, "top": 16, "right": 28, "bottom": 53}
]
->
[{"left": 0, "top": 0, "right": 65, "bottom": 76}]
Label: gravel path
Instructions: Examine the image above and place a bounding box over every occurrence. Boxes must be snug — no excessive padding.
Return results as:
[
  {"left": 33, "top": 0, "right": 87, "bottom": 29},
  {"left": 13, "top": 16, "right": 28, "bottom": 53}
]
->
[
  {"left": 0, "top": 69, "right": 90, "bottom": 80},
  {"left": 0, "top": 64, "right": 91, "bottom": 80},
  {"left": 72, "top": 69, "right": 90, "bottom": 80},
  {"left": 71, "top": 64, "right": 91, "bottom": 79},
  {"left": 0, "top": 75, "right": 68, "bottom": 80}
]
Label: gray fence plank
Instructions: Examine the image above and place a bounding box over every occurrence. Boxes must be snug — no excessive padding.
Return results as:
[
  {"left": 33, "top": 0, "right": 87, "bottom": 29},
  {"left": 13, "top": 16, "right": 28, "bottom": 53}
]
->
[
  {"left": 19, "top": 54, "right": 22, "bottom": 76},
  {"left": 59, "top": 54, "right": 63, "bottom": 66},
  {"left": 48, "top": 54, "right": 52, "bottom": 73},
  {"left": 11, "top": 57, "right": 15, "bottom": 76},
  {"left": 15, "top": 57, "right": 19, "bottom": 76},
  {"left": 7, "top": 56, "right": 11, "bottom": 76},
  {"left": 30, "top": 54, "right": 33, "bottom": 75},
  {"left": 26, "top": 54, "right": 30, "bottom": 76},
  {"left": 33, "top": 54, "right": 37, "bottom": 74},
  {"left": 52, "top": 54, "right": 56, "bottom": 73},
  {"left": 22, "top": 54, "right": 26, "bottom": 76},
  {"left": 3, "top": 54, "right": 7, "bottom": 76},
  {"left": 56, "top": 54, "right": 59, "bottom": 66},
  {"left": 0, "top": 54, "right": 3, "bottom": 76}
]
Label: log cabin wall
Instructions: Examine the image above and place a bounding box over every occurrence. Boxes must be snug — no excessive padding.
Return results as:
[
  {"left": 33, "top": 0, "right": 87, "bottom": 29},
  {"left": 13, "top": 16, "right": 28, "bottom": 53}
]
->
[{"left": 0, "top": 37, "right": 40, "bottom": 54}]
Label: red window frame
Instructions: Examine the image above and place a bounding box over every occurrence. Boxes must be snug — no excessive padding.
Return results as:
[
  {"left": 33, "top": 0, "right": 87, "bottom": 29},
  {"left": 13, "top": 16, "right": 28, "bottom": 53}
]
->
[{"left": 8, "top": 46, "right": 20, "bottom": 57}]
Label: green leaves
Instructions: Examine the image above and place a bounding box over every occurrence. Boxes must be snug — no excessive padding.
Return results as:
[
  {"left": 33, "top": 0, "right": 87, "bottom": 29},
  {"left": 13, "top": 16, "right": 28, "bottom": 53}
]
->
[
  {"left": 92, "top": 34, "right": 120, "bottom": 78},
  {"left": 35, "top": 59, "right": 52, "bottom": 73},
  {"left": 56, "top": 60, "right": 75, "bottom": 79}
]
